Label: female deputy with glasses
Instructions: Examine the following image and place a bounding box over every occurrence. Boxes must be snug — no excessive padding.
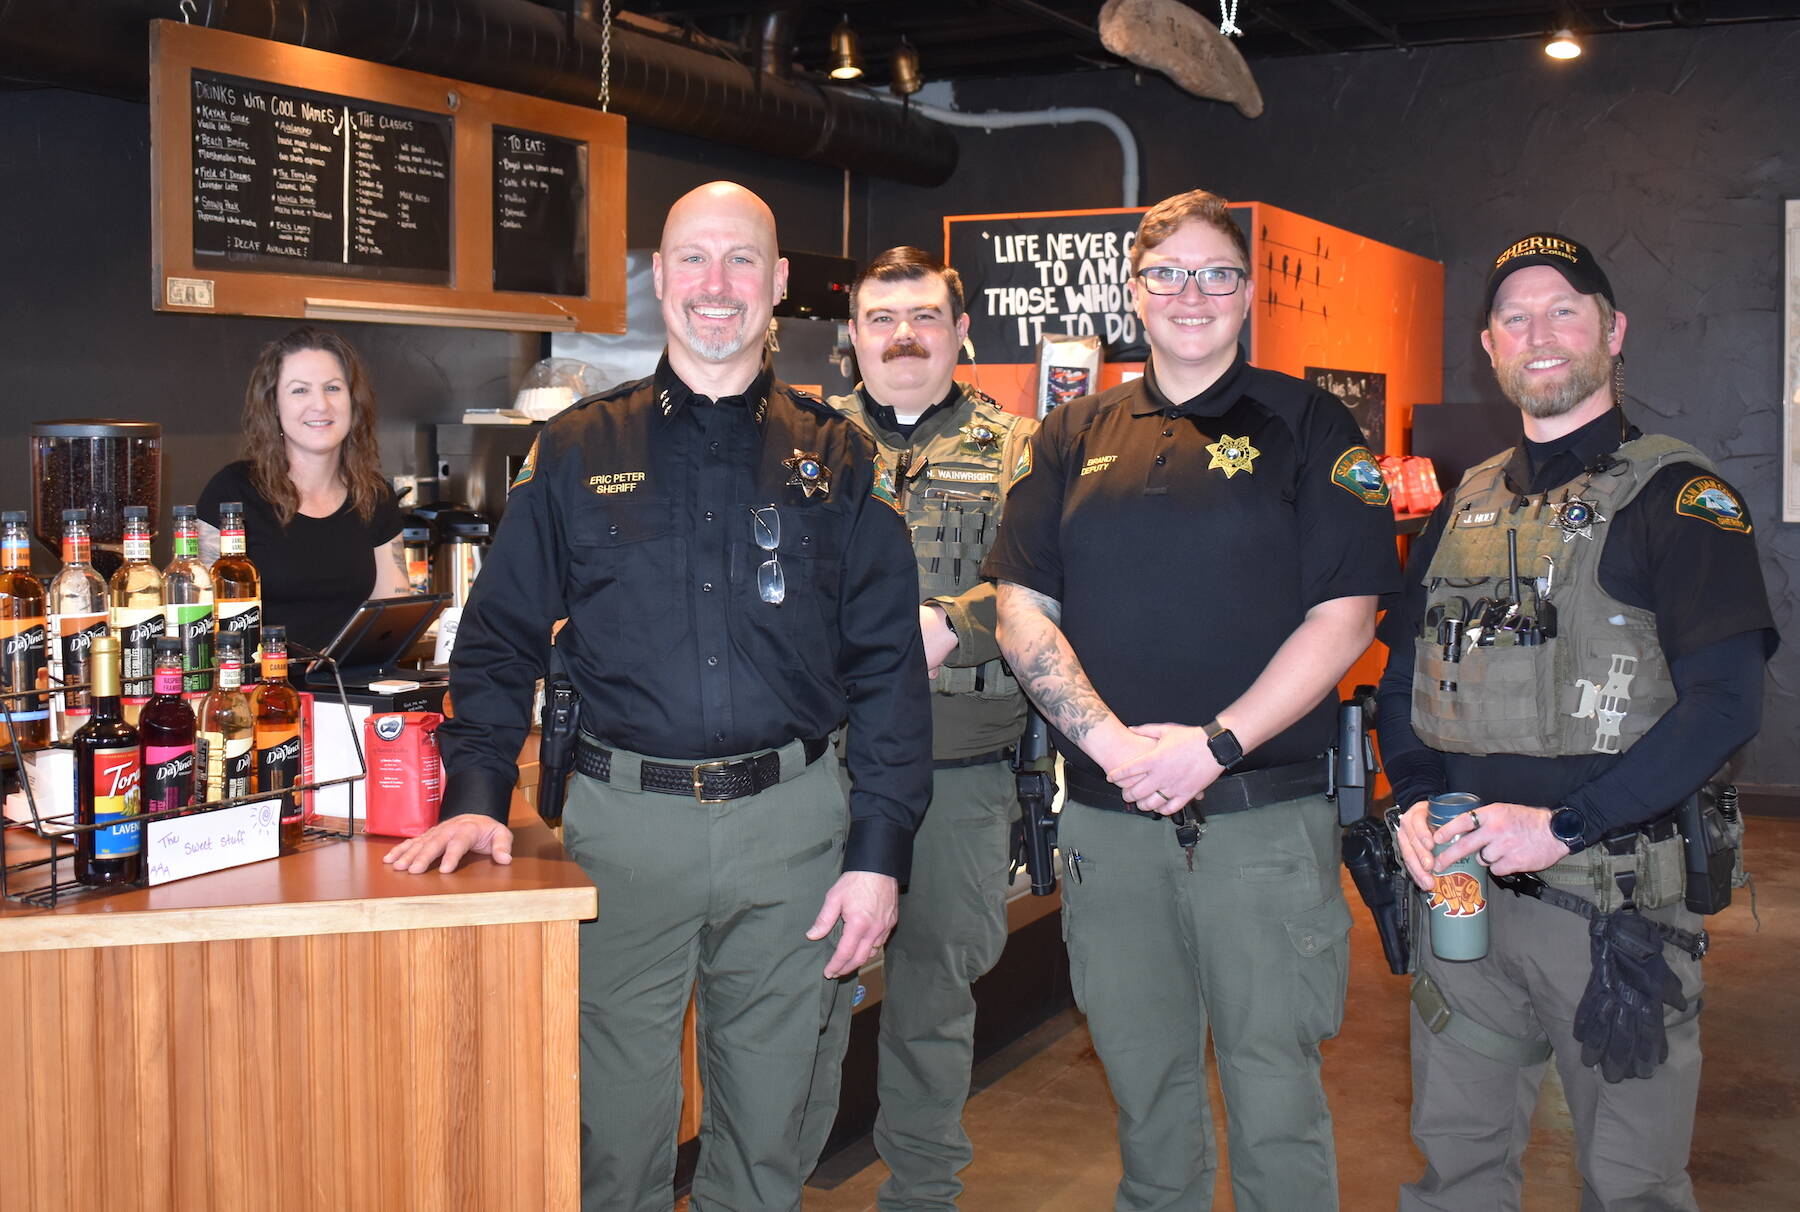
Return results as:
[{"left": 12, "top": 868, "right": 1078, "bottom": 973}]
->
[{"left": 985, "top": 188, "right": 1399, "bottom": 1211}]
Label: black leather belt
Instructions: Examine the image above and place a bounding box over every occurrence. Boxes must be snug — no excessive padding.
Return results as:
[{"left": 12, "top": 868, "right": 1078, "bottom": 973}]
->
[
  {"left": 1065, "top": 757, "right": 1329, "bottom": 819},
  {"left": 575, "top": 732, "right": 829, "bottom": 803}
]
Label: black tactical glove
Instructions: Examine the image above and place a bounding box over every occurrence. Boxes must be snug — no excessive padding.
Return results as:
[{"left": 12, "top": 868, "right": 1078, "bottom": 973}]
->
[{"left": 1571, "top": 908, "right": 1688, "bottom": 1083}]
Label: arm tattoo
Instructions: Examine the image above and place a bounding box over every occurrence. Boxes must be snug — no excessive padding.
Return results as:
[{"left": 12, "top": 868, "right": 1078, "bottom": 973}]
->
[
  {"left": 997, "top": 583, "right": 1113, "bottom": 743},
  {"left": 388, "top": 535, "right": 409, "bottom": 579}
]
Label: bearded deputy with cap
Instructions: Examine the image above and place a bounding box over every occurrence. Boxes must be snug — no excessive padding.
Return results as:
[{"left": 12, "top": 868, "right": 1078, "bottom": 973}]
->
[
  {"left": 1375, "top": 232, "right": 1777, "bottom": 1210},
  {"left": 796, "top": 246, "right": 1037, "bottom": 1209},
  {"left": 383, "top": 181, "right": 932, "bottom": 1212}
]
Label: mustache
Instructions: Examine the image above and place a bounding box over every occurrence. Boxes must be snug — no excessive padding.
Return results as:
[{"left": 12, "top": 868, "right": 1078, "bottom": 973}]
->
[{"left": 882, "top": 339, "right": 931, "bottom": 362}]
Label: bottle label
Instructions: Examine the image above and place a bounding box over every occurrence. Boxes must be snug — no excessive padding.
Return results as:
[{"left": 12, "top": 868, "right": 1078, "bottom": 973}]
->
[
  {"left": 124, "top": 536, "right": 152, "bottom": 562},
  {"left": 111, "top": 608, "right": 168, "bottom": 702},
  {"left": 221, "top": 525, "right": 246, "bottom": 556},
  {"left": 0, "top": 619, "right": 49, "bottom": 723},
  {"left": 61, "top": 534, "right": 91, "bottom": 564},
  {"left": 153, "top": 665, "right": 184, "bottom": 695},
  {"left": 173, "top": 532, "right": 200, "bottom": 560},
  {"left": 170, "top": 603, "right": 215, "bottom": 696},
  {"left": 2, "top": 532, "right": 29, "bottom": 570},
  {"left": 257, "top": 730, "right": 303, "bottom": 824},
  {"left": 143, "top": 743, "right": 196, "bottom": 814},
  {"left": 54, "top": 615, "right": 108, "bottom": 720},
  {"left": 90, "top": 744, "right": 142, "bottom": 859},
  {"left": 217, "top": 598, "right": 263, "bottom": 640},
  {"left": 198, "top": 730, "right": 253, "bottom": 801},
  {"left": 263, "top": 655, "right": 289, "bottom": 682}
]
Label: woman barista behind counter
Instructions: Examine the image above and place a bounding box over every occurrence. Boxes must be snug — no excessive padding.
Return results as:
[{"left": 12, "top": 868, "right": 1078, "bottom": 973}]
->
[{"left": 198, "top": 326, "right": 409, "bottom": 656}]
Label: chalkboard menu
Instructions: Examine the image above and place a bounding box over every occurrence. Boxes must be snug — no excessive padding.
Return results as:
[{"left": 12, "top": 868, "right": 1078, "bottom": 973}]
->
[
  {"left": 189, "top": 69, "right": 453, "bottom": 284},
  {"left": 947, "top": 210, "right": 1148, "bottom": 364},
  {"left": 152, "top": 20, "right": 627, "bottom": 332},
  {"left": 492, "top": 126, "right": 588, "bottom": 296}
]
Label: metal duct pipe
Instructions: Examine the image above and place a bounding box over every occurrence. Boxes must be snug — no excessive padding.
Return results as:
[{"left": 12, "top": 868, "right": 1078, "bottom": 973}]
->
[{"left": 0, "top": 0, "right": 959, "bottom": 185}]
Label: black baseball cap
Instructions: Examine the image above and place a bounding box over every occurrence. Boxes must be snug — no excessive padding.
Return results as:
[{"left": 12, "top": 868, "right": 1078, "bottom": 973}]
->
[{"left": 1484, "top": 232, "right": 1615, "bottom": 314}]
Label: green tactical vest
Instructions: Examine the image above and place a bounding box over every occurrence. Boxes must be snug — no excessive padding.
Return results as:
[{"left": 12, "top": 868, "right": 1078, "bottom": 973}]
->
[
  {"left": 829, "top": 384, "right": 1032, "bottom": 703},
  {"left": 1411, "top": 434, "right": 1710, "bottom": 757}
]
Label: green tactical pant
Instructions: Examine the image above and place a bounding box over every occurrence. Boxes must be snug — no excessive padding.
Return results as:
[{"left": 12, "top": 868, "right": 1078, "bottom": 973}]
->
[
  {"left": 1402, "top": 880, "right": 1705, "bottom": 1212},
  {"left": 561, "top": 745, "right": 847, "bottom": 1212},
  {"left": 800, "top": 760, "right": 1017, "bottom": 1209},
  {"left": 1058, "top": 793, "right": 1351, "bottom": 1212}
]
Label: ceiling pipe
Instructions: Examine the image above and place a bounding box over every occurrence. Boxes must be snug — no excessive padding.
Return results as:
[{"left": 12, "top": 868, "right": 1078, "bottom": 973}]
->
[{"left": 0, "top": 0, "right": 960, "bottom": 186}]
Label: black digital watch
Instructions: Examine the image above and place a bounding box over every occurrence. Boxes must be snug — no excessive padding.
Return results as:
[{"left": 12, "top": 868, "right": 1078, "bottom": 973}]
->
[{"left": 1204, "top": 719, "right": 1244, "bottom": 770}]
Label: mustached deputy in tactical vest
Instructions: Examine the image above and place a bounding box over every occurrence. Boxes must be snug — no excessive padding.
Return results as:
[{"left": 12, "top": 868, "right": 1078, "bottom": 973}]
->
[
  {"left": 1373, "top": 231, "right": 1778, "bottom": 1210},
  {"left": 797, "top": 246, "right": 1037, "bottom": 1207}
]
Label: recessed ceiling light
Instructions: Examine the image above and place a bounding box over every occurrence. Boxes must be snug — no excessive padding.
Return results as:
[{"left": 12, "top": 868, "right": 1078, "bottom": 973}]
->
[{"left": 1545, "top": 29, "right": 1581, "bottom": 60}]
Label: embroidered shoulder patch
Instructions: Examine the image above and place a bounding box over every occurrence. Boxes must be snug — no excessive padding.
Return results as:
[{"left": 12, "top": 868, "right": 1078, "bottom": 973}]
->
[
  {"left": 510, "top": 437, "right": 539, "bottom": 490},
  {"left": 871, "top": 462, "right": 903, "bottom": 515},
  {"left": 1011, "top": 441, "right": 1034, "bottom": 486},
  {"left": 1331, "top": 445, "right": 1391, "bottom": 506},
  {"left": 1674, "top": 475, "right": 1751, "bottom": 533}
]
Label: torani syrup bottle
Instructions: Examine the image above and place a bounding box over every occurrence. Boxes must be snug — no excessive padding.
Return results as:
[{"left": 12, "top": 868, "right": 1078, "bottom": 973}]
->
[{"left": 74, "top": 634, "right": 142, "bottom": 886}]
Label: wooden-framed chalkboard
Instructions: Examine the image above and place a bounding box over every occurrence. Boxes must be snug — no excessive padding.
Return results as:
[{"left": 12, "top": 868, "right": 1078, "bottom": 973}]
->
[{"left": 151, "top": 20, "right": 625, "bottom": 332}]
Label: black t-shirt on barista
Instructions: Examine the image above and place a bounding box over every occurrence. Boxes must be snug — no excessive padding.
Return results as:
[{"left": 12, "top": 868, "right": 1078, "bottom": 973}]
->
[
  {"left": 198, "top": 461, "right": 403, "bottom": 655},
  {"left": 983, "top": 348, "right": 1400, "bottom": 783}
]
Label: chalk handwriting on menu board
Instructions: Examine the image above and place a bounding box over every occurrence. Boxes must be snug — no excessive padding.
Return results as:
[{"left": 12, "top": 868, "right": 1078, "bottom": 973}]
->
[
  {"left": 190, "top": 69, "right": 452, "bottom": 284},
  {"left": 492, "top": 125, "right": 588, "bottom": 297},
  {"left": 948, "top": 212, "right": 1147, "bottom": 364}
]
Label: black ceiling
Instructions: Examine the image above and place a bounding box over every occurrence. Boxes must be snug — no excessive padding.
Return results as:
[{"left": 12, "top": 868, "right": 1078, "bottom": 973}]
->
[{"left": 624, "top": 1, "right": 1800, "bottom": 86}]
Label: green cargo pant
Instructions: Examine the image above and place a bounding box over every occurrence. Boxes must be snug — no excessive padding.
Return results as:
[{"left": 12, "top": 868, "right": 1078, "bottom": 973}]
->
[
  {"left": 1402, "top": 879, "right": 1705, "bottom": 1212},
  {"left": 800, "top": 760, "right": 1016, "bottom": 1209},
  {"left": 561, "top": 744, "right": 847, "bottom": 1212},
  {"left": 1058, "top": 793, "right": 1351, "bottom": 1212}
]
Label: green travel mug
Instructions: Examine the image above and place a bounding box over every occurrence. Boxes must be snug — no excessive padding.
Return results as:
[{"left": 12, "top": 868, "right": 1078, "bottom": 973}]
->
[{"left": 1427, "top": 792, "right": 1490, "bottom": 961}]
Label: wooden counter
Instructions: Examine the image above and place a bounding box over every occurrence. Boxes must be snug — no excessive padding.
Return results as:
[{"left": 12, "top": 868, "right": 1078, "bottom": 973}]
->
[{"left": 0, "top": 801, "right": 596, "bottom": 1212}]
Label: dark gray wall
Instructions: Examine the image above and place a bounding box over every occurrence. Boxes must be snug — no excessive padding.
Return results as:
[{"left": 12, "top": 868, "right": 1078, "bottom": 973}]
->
[
  {"left": 865, "top": 23, "right": 1799, "bottom": 786},
  {"left": 0, "top": 89, "right": 849, "bottom": 561}
]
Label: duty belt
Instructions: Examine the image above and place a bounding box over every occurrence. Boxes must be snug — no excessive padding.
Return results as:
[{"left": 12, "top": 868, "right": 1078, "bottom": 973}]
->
[
  {"left": 574, "top": 732, "right": 829, "bottom": 803},
  {"left": 1065, "top": 757, "right": 1329, "bottom": 818}
]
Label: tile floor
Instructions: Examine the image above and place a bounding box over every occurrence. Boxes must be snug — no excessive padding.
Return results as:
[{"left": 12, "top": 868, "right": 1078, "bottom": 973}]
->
[{"left": 794, "top": 814, "right": 1800, "bottom": 1211}]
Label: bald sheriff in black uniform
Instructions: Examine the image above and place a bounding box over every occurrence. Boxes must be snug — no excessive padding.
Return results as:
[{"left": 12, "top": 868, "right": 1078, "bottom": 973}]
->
[{"left": 386, "top": 182, "right": 931, "bottom": 1212}]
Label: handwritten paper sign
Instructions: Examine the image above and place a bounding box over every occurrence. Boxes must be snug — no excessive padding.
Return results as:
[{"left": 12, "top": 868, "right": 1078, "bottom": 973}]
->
[{"left": 145, "top": 799, "right": 281, "bottom": 886}]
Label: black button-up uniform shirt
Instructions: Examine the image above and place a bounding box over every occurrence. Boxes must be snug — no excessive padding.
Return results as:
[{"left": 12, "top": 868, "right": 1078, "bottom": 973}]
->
[
  {"left": 438, "top": 356, "right": 932, "bottom": 879},
  {"left": 983, "top": 350, "right": 1400, "bottom": 782}
]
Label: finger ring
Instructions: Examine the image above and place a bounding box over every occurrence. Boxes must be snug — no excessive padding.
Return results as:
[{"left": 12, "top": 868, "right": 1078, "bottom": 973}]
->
[{"left": 1469, "top": 810, "right": 1482, "bottom": 830}]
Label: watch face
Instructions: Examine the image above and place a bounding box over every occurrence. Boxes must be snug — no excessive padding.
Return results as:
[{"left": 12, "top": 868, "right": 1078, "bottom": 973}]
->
[{"left": 1551, "top": 808, "right": 1583, "bottom": 844}]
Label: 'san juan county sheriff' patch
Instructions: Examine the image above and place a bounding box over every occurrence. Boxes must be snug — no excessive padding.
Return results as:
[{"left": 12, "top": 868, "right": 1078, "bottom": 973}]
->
[
  {"left": 871, "top": 463, "right": 903, "bottom": 515},
  {"left": 510, "top": 437, "right": 539, "bottom": 490},
  {"left": 1330, "top": 445, "right": 1391, "bottom": 505},
  {"left": 1675, "top": 475, "right": 1751, "bottom": 533},
  {"left": 1206, "top": 435, "right": 1261, "bottom": 479}
]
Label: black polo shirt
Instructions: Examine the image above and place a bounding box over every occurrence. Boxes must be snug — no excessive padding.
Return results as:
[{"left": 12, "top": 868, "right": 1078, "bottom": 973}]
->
[{"left": 983, "top": 351, "right": 1400, "bottom": 780}]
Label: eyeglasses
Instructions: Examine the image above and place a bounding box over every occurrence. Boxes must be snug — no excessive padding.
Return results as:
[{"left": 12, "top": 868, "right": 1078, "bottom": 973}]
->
[
  {"left": 751, "top": 505, "right": 785, "bottom": 605},
  {"left": 1135, "top": 265, "right": 1248, "bottom": 296}
]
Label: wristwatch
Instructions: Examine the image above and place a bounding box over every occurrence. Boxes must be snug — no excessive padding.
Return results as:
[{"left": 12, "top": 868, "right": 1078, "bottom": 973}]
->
[
  {"left": 1549, "top": 805, "right": 1589, "bottom": 855},
  {"left": 1203, "top": 719, "right": 1244, "bottom": 770}
]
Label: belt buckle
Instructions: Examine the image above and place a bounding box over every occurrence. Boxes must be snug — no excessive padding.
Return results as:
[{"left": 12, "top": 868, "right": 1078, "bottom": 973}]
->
[{"left": 691, "top": 758, "right": 737, "bottom": 804}]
